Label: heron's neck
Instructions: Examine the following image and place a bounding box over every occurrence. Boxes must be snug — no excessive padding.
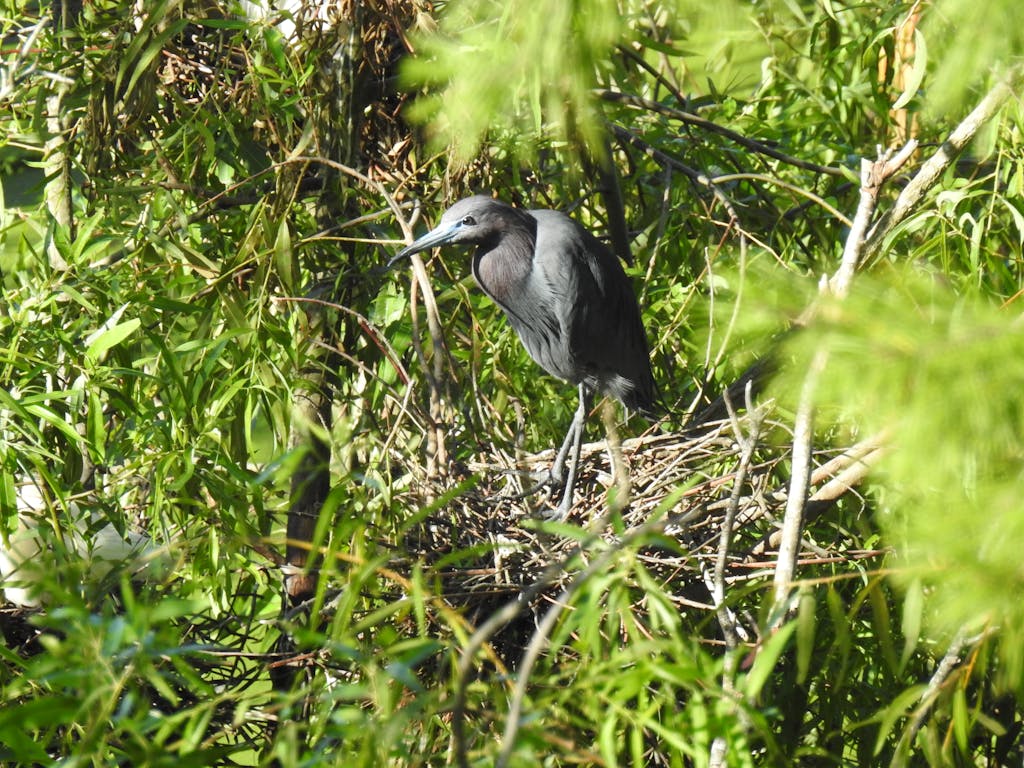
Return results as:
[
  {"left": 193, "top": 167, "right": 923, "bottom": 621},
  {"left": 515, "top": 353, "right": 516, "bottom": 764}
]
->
[{"left": 472, "top": 227, "right": 535, "bottom": 308}]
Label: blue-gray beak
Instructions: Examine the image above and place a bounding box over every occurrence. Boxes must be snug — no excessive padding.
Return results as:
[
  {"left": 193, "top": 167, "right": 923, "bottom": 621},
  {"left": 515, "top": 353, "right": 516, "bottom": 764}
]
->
[{"left": 387, "top": 220, "right": 462, "bottom": 269}]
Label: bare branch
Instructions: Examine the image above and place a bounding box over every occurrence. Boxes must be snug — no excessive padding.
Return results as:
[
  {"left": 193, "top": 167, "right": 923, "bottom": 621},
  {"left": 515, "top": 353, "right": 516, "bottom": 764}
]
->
[
  {"left": 705, "top": 387, "right": 763, "bottom": 768},
  {"left": 711, "top": 172, "right": 854, "bottom": 227},
  {"left": 830, "top": 143, "right": 918, "bottom": 297},
  {"left": 771, "top": 345, "right": 825, "bottom": 615},
  {"left": 773, "top": 121, "right": 924, "bottom": 618},
  {"left": 712, "top": 385, "right": 762, "bottom": 650},
  {"left": 897, "top": 628, "right": 993, "bottom": 760},
  {"left": 862, "top": 69, "right": 1021, "bottom": 261}
]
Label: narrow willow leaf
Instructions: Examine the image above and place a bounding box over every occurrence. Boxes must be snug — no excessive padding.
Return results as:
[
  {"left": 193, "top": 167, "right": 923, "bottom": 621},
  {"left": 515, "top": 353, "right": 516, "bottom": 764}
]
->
[
  {"left": 871, "top": 684, "right": 926, "bottom": 755},
  {"left": 743, "top": 621, "right": 796, "bottom": 700},
  {"left": 85, "top": 316, "right": 141, "bottom": 365},
  {"left": 899, "top": 578, "right": 924, "bottom": 674},
  {"left": 274, "top": 218, "right": 295, "bottom": 292},
  {"left": 86, "top": 390, "right": 105, "bottom": 464},
  {"left": 796, "top": 586, "right": 816, "bottom": 685},
  {"left": 892, "top": 30, "right": 927, "bottom": 110},
  {"left": 868, "top": 578, "right": 899, "bottom": 677},
  {"left": 952, "top": 686, "right": 970, "bottom": 753}
]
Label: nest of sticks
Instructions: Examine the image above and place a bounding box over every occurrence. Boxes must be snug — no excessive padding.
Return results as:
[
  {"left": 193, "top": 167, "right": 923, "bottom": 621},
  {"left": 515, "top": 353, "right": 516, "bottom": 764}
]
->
[{"left": 391, "top": 404, "right": 881, "bottom": 662}]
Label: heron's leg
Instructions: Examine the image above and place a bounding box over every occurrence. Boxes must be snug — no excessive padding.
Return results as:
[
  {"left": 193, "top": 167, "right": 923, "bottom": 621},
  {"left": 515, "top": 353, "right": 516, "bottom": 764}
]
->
[
  {"left": 549, "top": 409, "right": 581, "bottom": 486},
  {"left": 502, "top": 418, "right": 579, "bottom": 503},
  {"left": 550, "top": 384, "right": 591, "bottom": 520}
]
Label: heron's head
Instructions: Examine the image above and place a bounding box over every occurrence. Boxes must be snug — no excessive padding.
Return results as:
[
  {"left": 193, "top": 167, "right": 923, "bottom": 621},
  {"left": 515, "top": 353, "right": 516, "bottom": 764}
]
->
[{"left": 388, "top": 195, "right": 532, "bottom": 267}]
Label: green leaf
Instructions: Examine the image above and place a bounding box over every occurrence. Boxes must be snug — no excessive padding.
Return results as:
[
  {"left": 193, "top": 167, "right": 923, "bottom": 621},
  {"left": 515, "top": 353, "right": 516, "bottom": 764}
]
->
[
  {"left": 274, "top": 218, "right": 295, "bottom": 292},
  {"left": 796, "top": 586, "right": 816, "bottom": 685},
  {"left": 599, "top": 708, "right": 620, "bottom": 766},
  {"left": 117, "top": 19, "right": 189, "bottom": 98},
  {"left": 24, "top": 403, "right": 81, "bottom": 444},
  {"left": 951, "top": 686, "right": 969, "bottom": 754},
  {"left": 85, "top": 311, "right": 141, "bottom": 365},
  {"left": 868, "top": 578, "right": 899, "bottom": 677},
  {"left": 870, "top": 684, "right": 926, "bottom": 755},
  {"left": 892, "top": 29, "right": 927, "bottom": 110},
  {"left": 86, "top": 390, "right": 106, "bottom": 464},
  {"left": 899, "top": 578, "right": 923, "bottom": 674},
  {"left": 742, "top": 621, "right": 796, "bottom": 700},
  {"left": 263, "top": 27, "right": 289, "bottom": 71}
]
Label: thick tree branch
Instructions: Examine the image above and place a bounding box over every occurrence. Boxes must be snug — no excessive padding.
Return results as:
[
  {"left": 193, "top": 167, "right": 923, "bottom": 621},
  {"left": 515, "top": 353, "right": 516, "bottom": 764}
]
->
[
  {"left": 772, "top": 143, "right": 911, "bottom": 620},
  {"left": 830, "top": 143, "right": 918, "bottom": 297},
  {"left": 772, "top": 75, "right": 1018, "bottom": 612}
]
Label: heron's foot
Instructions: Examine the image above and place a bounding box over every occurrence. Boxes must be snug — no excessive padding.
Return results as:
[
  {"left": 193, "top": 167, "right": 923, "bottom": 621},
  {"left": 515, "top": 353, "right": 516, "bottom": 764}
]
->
[
  {"left": 547, "top": 458, "right": 567, "bottom": 487},
  {"left": 510, "top": 463, "right": 566, "bottom": 498},
  {"left": 491, "top": 465, "right": 570, "bottom": 514},
  {"left": 480, "top": 464, "right": 558, "bottom": 503},
  {"left": 535, "top": 481, "right": 574, "bottom": 522},
  {"left": 538, "top": 502, "right": 571, "bottom": 522},
  {"left": 488, "top": 482, "right": 551, "bottom": 507}
]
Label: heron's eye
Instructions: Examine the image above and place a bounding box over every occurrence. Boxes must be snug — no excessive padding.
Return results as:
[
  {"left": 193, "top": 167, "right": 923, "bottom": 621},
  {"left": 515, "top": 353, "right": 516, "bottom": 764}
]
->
[{"left": 461, "top": 215, "right": 476, "bottom": 226}]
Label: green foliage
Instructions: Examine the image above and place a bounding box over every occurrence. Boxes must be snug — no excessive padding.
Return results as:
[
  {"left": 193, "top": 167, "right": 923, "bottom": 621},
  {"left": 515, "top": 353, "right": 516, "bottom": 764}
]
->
[
  {"left": 923, "top": 0, "right": 1024, "bottom": 112},
  {"left": 401, "top": 0, "right": 749, "bottom": 163},
  {"left": 781, "top": 273, "right": 1024, "bottom": 688}
]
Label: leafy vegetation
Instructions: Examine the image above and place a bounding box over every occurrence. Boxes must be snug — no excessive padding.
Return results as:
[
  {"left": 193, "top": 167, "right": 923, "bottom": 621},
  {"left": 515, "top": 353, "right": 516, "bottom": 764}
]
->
[{"left": 1, "top": 0, "right": 1023, "bottom": 766}]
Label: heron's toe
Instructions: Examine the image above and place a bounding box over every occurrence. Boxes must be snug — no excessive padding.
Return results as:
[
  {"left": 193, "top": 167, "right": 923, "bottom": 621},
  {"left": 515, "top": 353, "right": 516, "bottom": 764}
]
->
[{"left": 539, "top": 503, "right": 570, "bottom": 522}]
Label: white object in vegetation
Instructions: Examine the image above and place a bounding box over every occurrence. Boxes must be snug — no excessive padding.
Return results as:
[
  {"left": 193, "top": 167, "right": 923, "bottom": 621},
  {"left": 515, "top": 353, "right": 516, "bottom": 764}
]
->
[{"left": 0, "top": 480, "right": 162, "bottom": 608}]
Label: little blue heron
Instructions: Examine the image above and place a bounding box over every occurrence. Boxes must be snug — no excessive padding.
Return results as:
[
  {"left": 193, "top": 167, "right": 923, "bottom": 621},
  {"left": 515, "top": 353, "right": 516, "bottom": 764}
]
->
[{"left": 391, "top": 195, "right": 657, "bottom": 519}]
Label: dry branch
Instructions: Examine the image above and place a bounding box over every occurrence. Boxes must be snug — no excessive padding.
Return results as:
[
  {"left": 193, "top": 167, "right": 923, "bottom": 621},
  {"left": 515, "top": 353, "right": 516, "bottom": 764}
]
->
[{"left": 863, "top": 68, "right": 1021, "bottom": 261}]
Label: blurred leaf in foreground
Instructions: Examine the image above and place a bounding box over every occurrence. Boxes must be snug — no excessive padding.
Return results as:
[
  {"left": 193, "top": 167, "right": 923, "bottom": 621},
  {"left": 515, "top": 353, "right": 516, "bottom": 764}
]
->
[
  {"left": 925, "top": 0, "right": 1024, "bottom": 112},
  {"left": 400, "top": 0, "right": 747, "bottom": 163},
  {"left": 778, "top": 269, "right": 1024, "bottom": 689}
]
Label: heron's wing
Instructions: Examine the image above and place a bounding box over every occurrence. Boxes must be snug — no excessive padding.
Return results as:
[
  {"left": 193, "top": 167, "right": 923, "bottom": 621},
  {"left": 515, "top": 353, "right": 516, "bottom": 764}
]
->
[{"left": 530, "top": 211, "right": 657, "bottom": 412}]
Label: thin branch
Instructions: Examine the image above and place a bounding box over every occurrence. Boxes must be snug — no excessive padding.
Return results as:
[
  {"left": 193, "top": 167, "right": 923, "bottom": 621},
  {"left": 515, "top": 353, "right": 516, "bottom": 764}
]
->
[
  {"left": 326, "top": 179, "right": 452, "bottom": 478},
  {"left": 748, "top": 439, "right": 886, "bottom": 557},
  {"left": 706, "top": 386, "right": 763, "bottom": 768},
  {"left": 895, "top": 628, "right": 993, "bottom": 765},
  {"left": 770, "top": 344, "right": 824, "bottom": 615},
  {"left": 809, "top": 433, "right": 888, "bottom": 487},
  {"left": 808, "top": 446, "right": 885, "bottom": 504},
  {"left": 274, "top": 296, "right": 413, "bottom": 390},
  {"left": 608, "top": 123, "right": 704, "bottom": 183},
  {"left": 701, "top": 392, "right": 765, "bottom": 768},
  {"left": 772, "top": 125, "right": 921, "bottom": 619},
  {"left": 615, "top": 44, "right": 693, "bottom": 114},
  {"left": 770, "top": 79, "right": 1018, "bottom": 595},
  {"left": 709, "top": 737, "right": 729, "bottom": 768},
  {"left": 712, "top": 384, "right": 762, "bottom": 649},
  {"left": 608, "top": 123, "right": 742, "bottom": 223},
  {"left": 710, "top": 172, "right": 854, "bottom": 227},
  {"left": 0, "top": 17, "right": 47, "bottom": 100},
  {"left": 598, "top": 89, "right": 846, "bottom": 177}
]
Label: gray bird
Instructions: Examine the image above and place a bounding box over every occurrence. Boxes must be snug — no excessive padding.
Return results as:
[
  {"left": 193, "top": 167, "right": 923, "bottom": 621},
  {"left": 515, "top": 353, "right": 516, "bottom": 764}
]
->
[{"left": 391, "top": 195, "right": 657, "bottom": 519}]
